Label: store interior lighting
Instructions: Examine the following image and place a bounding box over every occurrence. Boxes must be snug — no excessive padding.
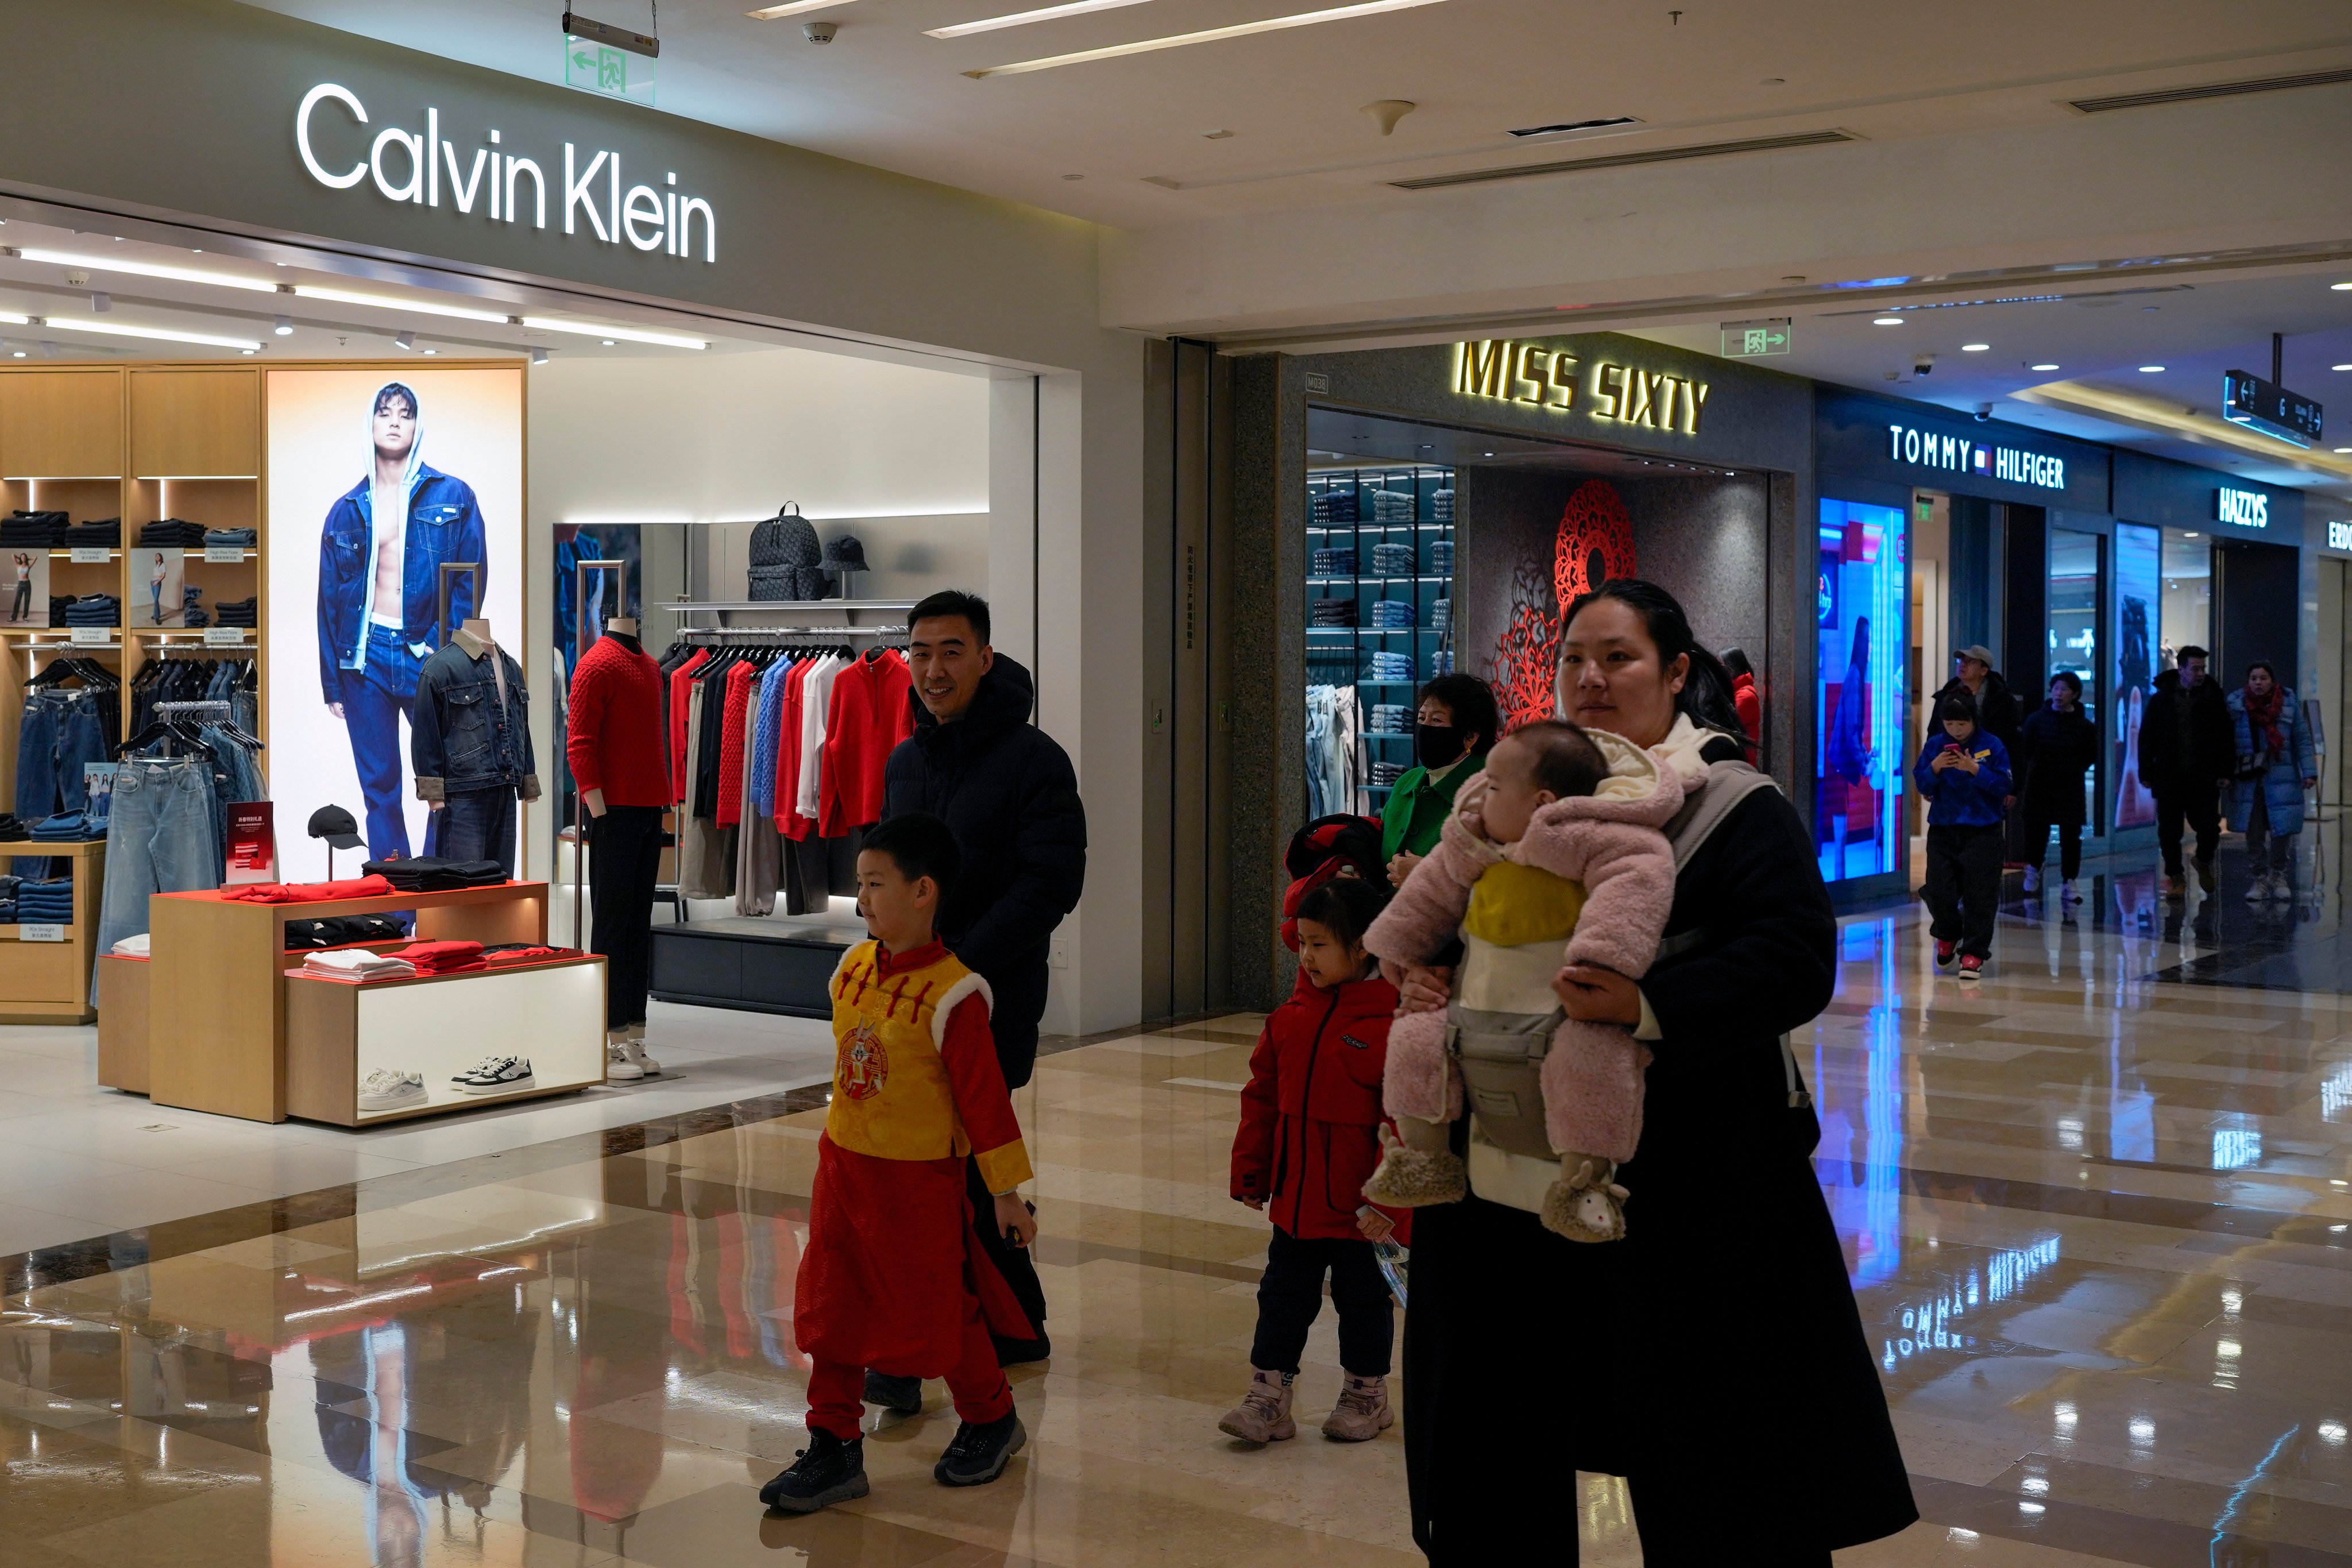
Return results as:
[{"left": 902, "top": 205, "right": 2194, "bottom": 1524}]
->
[
  {"left": 522, "top": 316, "right": 708, "bottom": 349},
  {"left": 7, "top": 247, "right": 277, "bottom": 293},
  {"left": 36, "top": 315, "right": 262, "bottom": 352},
  {"left": 393, "top": 330, "right": 416, "bottom": 351},
  {"left": 928, "top": 0, "right": 1161, "bottom": 39},
  {"left": 273, "top": 315, "right": 293, "bottom": 336},
  {"left": 963, "top": 0, "right": 1449, "bottom": 78},
  {"left": 1872, "top": 316, "right": 1904, "bottom": 326},
  {"left": 291, "top": 285, "right": 510, "bottom": 325},
  {"left": 745, "top": 0, "right": 858, "bottom": 16}
]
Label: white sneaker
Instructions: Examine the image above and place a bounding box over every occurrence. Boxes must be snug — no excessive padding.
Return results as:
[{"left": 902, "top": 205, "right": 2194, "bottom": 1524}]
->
[
  {"left": 2061, "top": 879, "right": 2081, "bottom": 903},
  {"left": 451, "top": 1053, "right": 505, "bottom": 1085},
  {"left": 456, "top": 1056, "right": 535, "bottom": 1095},
  {"left": 2270, "top": 875, "right": 2296, "bottom": 902},
  {"left": 606, "top": 1040, "right": 645, "bottom": 1082},
  {"left": 2022, "top": 866, "right": 2040, "bottom": 894},
  {"left": 357, "top": 1068, "right": 427, "bottom": 1111},
  {"left": 2246, "top": 876, "right": 2269, "bottom": 903},
  {"left": 621, "top": 1038, "right": 662, "bottom": 1077}
]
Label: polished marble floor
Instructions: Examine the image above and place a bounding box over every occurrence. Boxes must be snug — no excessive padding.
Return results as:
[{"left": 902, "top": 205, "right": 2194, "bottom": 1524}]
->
[{"left": 1, "top": 860, "right": 2350, "bottom": 1565}]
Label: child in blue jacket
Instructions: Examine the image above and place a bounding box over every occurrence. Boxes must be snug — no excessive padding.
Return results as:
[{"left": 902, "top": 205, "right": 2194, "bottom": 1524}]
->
[{"left": 1913, "top": 689, "right": 2012, "bottom": 976}]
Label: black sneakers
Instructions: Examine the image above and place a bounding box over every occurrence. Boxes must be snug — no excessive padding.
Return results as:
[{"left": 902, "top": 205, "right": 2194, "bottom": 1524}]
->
[
  {"left": 863, "top": 1370, "right": 924, "bottom": 1414},
  {"left": 760, "top": 1430, "right": 869, "bottom": 1513},
  {"left": 933, "top": 1411, "right": 1027, "bottom": 1487},
  {"left": 992, "top": 1332, "right": 1052, "bottom": 1366}
]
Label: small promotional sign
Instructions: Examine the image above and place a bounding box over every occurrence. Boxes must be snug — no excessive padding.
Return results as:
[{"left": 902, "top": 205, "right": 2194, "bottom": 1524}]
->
[{"left": 224, "top": 802, "right": 277, "bottom": 886}]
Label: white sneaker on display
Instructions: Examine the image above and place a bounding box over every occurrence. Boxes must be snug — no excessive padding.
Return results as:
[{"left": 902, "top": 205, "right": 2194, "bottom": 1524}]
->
[
  {"left": 357, "top": 1069, "right": 427, "bottom": 1111},
  {"left": 456, "top": 1056, "right": 535, "bottom": 1095},
  {"left": 452, "top": 1054, "right": 505, "bottom": 1085},
  {"left": 607, "top": 1040, "right": 646, "bottom": 1082}
]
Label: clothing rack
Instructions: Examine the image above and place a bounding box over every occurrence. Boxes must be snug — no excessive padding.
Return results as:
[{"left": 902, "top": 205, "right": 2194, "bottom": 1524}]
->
[
  {"left": 154, "top": 700, "right": 231, "bottom": 716},
  {"left": 674, "top": 624, "right": 909, "bottom": 643}
]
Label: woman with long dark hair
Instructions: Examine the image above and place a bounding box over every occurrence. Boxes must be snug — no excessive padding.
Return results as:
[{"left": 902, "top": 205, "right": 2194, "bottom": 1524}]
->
[{"left": 1395, "top": 578, "right": 1913, "bottom": 1565}]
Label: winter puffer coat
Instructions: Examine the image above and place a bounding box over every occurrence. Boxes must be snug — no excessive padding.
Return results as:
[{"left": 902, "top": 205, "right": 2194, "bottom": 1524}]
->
[
  {"left": 2227, "top": 686, "right": 2316, "bottom": 836},
  {"left": 882, "top": 654, "right": 1087, "bottom": 1090},
  {"left": 1232, "top": 970, "right": 1411, "bottom": 1244}
]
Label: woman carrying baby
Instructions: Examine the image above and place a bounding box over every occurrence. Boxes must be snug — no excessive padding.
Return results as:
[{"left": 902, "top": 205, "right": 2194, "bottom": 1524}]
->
[{"left": 1382, "top": 580, "right": 1913, "bottom": 1566}]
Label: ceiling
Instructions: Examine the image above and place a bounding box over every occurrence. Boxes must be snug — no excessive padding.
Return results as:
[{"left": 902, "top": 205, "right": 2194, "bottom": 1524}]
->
[{"left": 239, "top": 0, "right": 2352, "bottom": 229}]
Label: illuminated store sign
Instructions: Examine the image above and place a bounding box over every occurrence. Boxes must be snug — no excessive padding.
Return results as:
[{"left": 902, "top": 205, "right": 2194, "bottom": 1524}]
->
[
  {"left": 1453, "top": 341, "right": 1710, "bottom": 435},
  {"left": 295, "top": 83, "right": 716, "bottom": 261},
  {"left": 2328, "top": 519, "right": 2352, "bottom": 551},
  {"left": 2215, "top": 486, "right": 2268, "bottom": 528},
  {"left": 1885, "top": 424, "right": 2065, "bottom": 492}
]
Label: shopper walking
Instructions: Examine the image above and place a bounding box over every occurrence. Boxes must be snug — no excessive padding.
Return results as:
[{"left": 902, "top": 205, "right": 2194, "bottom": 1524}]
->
[
  {"left": 2017, "top": 672, "right": 2096, "bottom": 902},
  {"left": 1915, "top": 690, "right": 2011, "bottom": 977},
  {"left": 2227, "top": 661, "right": 2317, "bottom": 901},
  {"left": 875, "top": 589, "right": 1084, "bottom": 1384},
  {"left": 2138, "top": 644, "right": 2233, "bottom": 898},
  {"left": 1379, "top": 673, "right": 1497, "bottom": 887},
  {"left": 1393, "top": 578, "right": 1914, "bottom": 1565}
]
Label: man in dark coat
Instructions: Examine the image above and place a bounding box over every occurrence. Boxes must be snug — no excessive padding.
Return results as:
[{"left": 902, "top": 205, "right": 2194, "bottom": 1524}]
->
[
  {"left": 876, "top": 589, "right": 1086, "bottom": 1376},
  {"left": 2138, "top": 644, "right": 2233, "bottom": 895}
]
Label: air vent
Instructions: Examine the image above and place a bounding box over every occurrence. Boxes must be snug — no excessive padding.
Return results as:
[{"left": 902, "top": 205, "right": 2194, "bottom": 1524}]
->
[
  {"left": 1507, "top": 115, "right": 1640, "bottom": 138},
  {"left": 1392, "top": 129, "right": 1853, "bottom": 191},
  {"left": 2069, "top": 66, "right": 2352, "bottom": 114}
]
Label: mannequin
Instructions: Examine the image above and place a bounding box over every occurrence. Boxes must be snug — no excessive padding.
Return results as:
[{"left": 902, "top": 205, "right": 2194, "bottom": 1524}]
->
[
  {"left": 412, "top": 615, "right": 538, "bottom": 877},
  {"left": 567, "top": 611, "right": 669, "bottom": 1080}
]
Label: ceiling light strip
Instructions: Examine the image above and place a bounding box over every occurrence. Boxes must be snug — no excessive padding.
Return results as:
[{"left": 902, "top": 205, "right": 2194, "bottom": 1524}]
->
[
  {"left": 7, "top": 248, "right": 277, "bottom": 293},
  {"left": 292, "top": 286, "right": 510, "bottom": 324},
  {"left": 746, "top": 0, "right": 856, "bottom": 16},
  {"left": 964, "top": 0, "right": 1447, "bottom": 78},
  {"left": 928, "top": 0, "right": 1160, "bottom": 40},
  {"left": 37, "top": 315, "right": 262, "bottom": 351},
  {"left": 521, "top": 316, "right": 708, "bottom": 349}
]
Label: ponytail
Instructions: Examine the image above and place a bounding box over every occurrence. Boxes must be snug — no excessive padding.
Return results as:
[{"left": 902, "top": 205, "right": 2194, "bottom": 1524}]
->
[{"left": 1561, "top": 578, "right": 1751, "bottom": 746}]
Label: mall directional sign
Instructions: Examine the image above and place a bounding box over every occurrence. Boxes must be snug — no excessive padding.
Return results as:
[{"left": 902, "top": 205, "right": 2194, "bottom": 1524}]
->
[
  {"left": 2222, "top": 368, "right": 2322, "bottom": 448},
  {"left": 1721, "top": 318, "right": 1792, "bottom": 358}
]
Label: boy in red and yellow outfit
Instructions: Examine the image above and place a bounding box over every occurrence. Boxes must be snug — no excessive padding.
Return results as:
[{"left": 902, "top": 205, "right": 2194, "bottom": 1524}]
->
[{"left": 762, "top": 813, "right": 1040, "bottom": 1515}]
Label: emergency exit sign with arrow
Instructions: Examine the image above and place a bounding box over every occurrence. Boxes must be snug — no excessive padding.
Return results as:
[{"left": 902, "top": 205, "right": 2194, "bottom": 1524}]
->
[{"left": 1721, "top": 318, "right": 1791, "bottom": 358}]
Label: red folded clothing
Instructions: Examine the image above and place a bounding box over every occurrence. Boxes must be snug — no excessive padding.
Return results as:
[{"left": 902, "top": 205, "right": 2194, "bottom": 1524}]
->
[
  {"left": 482, "top": 945, "right": 569, "bottom": 965},
  {"left": 391, "top": 939, "right": 486, "bottom": 975},
  {"left": 225, "top": 875, "right": 395, "bottom": 904}
]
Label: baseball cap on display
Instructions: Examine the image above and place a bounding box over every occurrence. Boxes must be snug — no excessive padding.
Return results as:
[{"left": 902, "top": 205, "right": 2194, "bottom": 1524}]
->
[{"left": 307, "top": 805, "right": 364, "bottom": 849}]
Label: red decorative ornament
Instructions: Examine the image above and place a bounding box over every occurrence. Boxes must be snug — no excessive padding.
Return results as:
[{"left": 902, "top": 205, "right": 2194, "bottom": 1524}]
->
[{"left": 1486, "top": 481, "right": 1635, "bottom": 732}]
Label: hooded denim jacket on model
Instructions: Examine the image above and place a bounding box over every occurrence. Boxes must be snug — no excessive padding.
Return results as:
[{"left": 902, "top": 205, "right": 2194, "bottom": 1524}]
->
[{"left": 411, "top": 632, "right": 539, "bottom": 803}]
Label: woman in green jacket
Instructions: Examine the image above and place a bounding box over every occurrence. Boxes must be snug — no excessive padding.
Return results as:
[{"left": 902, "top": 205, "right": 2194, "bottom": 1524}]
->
[{"left": 1381, "top": 673, "right": 1500, "bottom": 887}]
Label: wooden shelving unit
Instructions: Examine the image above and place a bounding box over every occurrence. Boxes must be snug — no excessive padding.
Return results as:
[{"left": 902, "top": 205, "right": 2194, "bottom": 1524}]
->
[{"left": 0, "top": 837, "right": 105, "bottom": 1023}]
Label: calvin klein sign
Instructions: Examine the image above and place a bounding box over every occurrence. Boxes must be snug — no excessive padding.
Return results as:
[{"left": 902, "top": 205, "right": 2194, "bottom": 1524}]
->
[{"left": 296, "top": 83, "right": 716, "bottom": 261}]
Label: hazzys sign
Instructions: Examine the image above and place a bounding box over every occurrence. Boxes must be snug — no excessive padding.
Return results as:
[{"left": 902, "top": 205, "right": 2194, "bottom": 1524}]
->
[{"left": 295, "top": 83, "right": 717, "bottom": 261}]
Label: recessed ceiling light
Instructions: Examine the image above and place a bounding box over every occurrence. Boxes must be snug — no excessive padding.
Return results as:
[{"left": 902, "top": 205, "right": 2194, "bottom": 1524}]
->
[
  {"left": 927, "top": 0, "right": 1158, "bottom": 38},
  {"left": 523, "top": 316, "right": 707, "bottom": 349},
  {"left": 240, "top": 349, "right": 256, "bottom": 356},
  {"left": 2334, "top": 281, "right": 2352, "bottom": 291},
  {"left": 2184, "top": 531, "right": 2199, "bottom": 538},
  {"left": 964, "top": 0, "right": 1449, "bottom": 78},
  {"left": 2031, "top": 362, "right": 2060, "bottom": 371},
  {"left": 1872, "top": 316, "right": 1904, "bottom": 326},
  {"left": 421, "top": 347, "right": 438, "bottom": 356},
  {"left": 1961, "top": 343, "right": 1990, "bottom": 352},
  {"left": 2335, "top": 363, "right": 2352, "bottom": 372},
  {"left": 2138, "top": 365, "right": 2165, "bottom": 372}
]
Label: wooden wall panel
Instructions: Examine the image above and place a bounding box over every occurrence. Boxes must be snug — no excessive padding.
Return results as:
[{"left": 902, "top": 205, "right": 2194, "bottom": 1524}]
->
[
  {"left": 0, "top": 370, "right": 124, "bottom": 477},
  {"left": 130, "top": 369, "right": 259, "bottom": 476}
]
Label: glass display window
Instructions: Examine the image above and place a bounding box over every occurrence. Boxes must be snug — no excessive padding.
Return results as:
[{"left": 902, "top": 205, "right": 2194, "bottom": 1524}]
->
[
  {"left": 1816, "top": 499, "right": 1908, "bottom": 882},
  {"left": 2047, "top": 527, "right": 2104, "bottom": 831}
]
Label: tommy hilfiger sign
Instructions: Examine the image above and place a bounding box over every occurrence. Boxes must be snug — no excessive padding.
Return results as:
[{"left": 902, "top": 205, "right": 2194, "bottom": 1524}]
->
[
  {"left": 1886, "top": 423, "right": 2066, "bottom": 492},
  {"left": 1453, "top": 340, "right": 1711, "bottom": 435},
  {"left": 295, "top": 83, "right": 717, "bottom": 261}
]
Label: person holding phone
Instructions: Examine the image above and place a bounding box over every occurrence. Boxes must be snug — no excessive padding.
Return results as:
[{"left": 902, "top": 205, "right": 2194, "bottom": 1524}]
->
[{"left": 1915, "top": 689, "right": 2012, "bottom": 977}]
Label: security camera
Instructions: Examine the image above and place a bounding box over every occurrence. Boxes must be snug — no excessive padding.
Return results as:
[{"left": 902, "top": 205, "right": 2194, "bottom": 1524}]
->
[
  {"left": 1912, "top": 355, "right": 1936, "bottom": 377},
  {"left": 804, "top": 19, "right": 837, "bottom": 41},
  {"left": 1973, "top": 402, "right": 1994, "bottom": 422}
]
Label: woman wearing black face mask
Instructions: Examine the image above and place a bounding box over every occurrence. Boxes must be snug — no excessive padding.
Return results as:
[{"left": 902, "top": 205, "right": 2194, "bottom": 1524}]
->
[{"left": 1380, "top": 674, "right": 1500, "bottom": 887}]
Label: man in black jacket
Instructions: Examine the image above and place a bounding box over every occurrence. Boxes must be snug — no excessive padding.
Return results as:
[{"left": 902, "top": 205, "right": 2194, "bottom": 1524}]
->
[
  {"left": 2138, "top": 644, "right": 2233, "bottom": 896},
  {"left": 876, "top": 589, "right": 1085, "bottom": 1377}
]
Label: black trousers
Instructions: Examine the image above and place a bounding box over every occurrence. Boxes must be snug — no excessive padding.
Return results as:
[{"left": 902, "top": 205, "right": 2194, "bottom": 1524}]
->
[
  {"left": 1924, "top": 822, "right": 2003, "bottom": 959},
  {"left": 587, "top": 805, "right": 664, "bottom": 1030},
  {"left": 2155, "top": 784, "right": 2220, "bottom": 877},
  {"left": 2019, "top": 809, "right": 2082, "bottom": 880},
  {"left": 967, "top": 1157, "right": 1048, "bottom": 1342},
  {"left": 1249, "top": 1225, "right": 1393, "bottom": 1377}
]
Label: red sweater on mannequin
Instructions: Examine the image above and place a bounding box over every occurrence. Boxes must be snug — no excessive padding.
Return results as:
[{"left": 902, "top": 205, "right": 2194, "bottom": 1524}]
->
[{"left": 568, "top": 632, "right": 670, "bottom": 809}]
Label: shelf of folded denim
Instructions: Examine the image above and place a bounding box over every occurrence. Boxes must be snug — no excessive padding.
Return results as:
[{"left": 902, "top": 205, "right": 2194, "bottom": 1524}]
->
[{"left": 0, "top": 836, "right": 101, "bottom": 1024}]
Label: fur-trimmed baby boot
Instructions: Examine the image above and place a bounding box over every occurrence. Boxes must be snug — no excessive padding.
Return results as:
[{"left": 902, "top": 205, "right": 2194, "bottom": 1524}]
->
[
  {"left": 1541, "top": 1154, "right": 1629, "bottom": 1243},
  {"left": 1361, "top": 1118, "right": 1467, "bottom": 1208}
]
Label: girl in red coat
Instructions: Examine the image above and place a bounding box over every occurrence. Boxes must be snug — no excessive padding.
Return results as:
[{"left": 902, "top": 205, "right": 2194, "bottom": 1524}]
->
[{"left": 1226, "top": 876, "right": 1409, "bottom": 1446}]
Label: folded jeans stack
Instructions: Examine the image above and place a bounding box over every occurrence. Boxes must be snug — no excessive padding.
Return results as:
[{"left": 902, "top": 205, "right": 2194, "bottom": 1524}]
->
[
  {"left": 1371, "top": 760, "right": 1407, "bottom": 786},
  {"left": 63, "top": 595, "right": 120, "bottom": 627},
  {"left": 211, "top": 597, "right": 257, "bottom": 628},
  {"left": 30, "top": 812, "right": 97, "bottom": 841},
  {"left": 1310, "top": 489, "right": 1359, "bottom": 527},
  {"left": 1370, "top": 542, "right": 1418, "bottom": 576},
  {"left": 1368, "top": 703, "right": 1412, "bottom": 735},
  {"left": 392, "top": 939, "right": 486, "bottom": 975},
  {"left": 361, "top": 856, "right": 507, "bottom": 891},
  {"left": 1428, "top": 648, "right": 1455, "bottom": 676},
  {"left": 60, "top": 519, "right": 121, "bottom": 549},
  {"left": 1308, "top": 597, "right": 1358, "bottom": 628},
  {"left": 202, "top": 528, "right": 257, "bottom": 548},
  {"left": 302, "top": 949, "right": 417, "bottom": 981},
  {"left": 1310, "top": 547, "right": 1357, "bottom": 577},
  {"left": 16, "top": 876, "right": 73, "bottom": 924},
  {"left": 284, "top": 913, "right": 410, "bottom": 949},
  {"left": 138, "top": 518, "right": 207, "bottom": 547},
  {"left": 0, "top": 816, "right": 26, "bottom": 842},
  {"left": 1432, "top": 597, "right": 1453, "bottom": 633},
  {"left": 1365, "top": 650, "right": 1415, "bottom": 682},
  {"left": 1430, "top": 538, "right": 1455, "bottom": 574},
  {"left": 1432, "top": 488, "right": 1455, "bottom": 523},
  {"left": 224, "top": 874, "right": 395, "bottom": 904},
  {"left": 181, "top": 586, "right": 207, "bottom": 628},
  {"left": 1368, "top": 488, "right": 1415, "bottom": 522},
  {"left": 1369, "top": 598, "right": 1416, "bottom": 629},
  {"left": 1, "top": 512, "right": 68, "bottom": 546}
]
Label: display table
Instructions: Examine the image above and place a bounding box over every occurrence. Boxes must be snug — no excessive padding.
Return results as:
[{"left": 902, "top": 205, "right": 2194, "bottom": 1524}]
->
[
  {"left": 139, "top": 880, "right": 557, "bottom": 1123},
  {"left": 286, "top": 955, "right": 606, "bottom": 1126},
  {"left": 0, "top": 838, "right": 104, "bottom": 1024}
]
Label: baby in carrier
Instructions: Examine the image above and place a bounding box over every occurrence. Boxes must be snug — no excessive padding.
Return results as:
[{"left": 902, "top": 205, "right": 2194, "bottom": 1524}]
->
[{"left": 1361, "top": 719, "right": 1682, "bottom": 1242}]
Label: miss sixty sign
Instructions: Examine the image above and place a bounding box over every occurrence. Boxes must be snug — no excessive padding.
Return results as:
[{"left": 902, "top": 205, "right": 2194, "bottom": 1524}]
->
[{"left": 296, "top": 83, "right": 717, "bottom": 262}]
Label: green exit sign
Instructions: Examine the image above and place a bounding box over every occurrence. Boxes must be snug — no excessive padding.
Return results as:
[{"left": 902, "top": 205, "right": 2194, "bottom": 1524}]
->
[
  {"left": 1721, "top": 317, "right": 1791, "bottom": 358},
  {"left": 566, "top": 34, "right": 655, "bottom": 106}
]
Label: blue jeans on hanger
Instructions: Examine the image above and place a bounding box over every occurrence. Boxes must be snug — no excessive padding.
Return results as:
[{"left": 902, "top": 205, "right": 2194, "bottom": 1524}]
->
[{"left": 92, "top": 757, "right": 217, "bottom": 997}]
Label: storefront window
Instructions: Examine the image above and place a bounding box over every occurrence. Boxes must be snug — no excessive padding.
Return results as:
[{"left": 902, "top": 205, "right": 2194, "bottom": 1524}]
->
[
  {"left": 2160, "top": 530, "right": 2211, "bottom": 665},
  {"left": 2047, "top": 527, "right": 2103, "bottom": 831},
  {"left": 1816, "top": 499, "right": 1907, "bottom": 881},
  {"left": 2112, "top": 523, "right": 2160, "bottom": 829}
]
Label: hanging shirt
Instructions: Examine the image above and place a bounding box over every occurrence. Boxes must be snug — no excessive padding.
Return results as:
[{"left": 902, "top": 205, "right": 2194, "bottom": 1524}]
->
[
  {"left": 795, "top": 654, "right": 845, "bottom": 825},
  {"left": 820, "top": 650, "right": 916, "bottom": 839}
]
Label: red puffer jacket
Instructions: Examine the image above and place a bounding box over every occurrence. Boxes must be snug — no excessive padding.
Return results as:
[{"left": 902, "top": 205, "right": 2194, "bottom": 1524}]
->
[{"left": 1231, "top": 968, "right": 1411, "bottom": 1244}]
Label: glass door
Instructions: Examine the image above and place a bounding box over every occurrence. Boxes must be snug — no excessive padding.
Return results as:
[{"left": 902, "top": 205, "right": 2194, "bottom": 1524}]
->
[{"left": 2048, "top": 527, "right": 2104, "bottom": 832}]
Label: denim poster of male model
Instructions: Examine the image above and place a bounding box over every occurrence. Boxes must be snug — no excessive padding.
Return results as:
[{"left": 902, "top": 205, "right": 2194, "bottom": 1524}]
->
[{"left": 267, "top": 368, "right": 523, "bottom": 882}]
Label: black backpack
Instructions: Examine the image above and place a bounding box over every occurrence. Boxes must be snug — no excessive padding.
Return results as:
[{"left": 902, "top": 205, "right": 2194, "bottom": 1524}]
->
[{"left": 748, "top": 503, "right": 827, "bottom": 601}]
